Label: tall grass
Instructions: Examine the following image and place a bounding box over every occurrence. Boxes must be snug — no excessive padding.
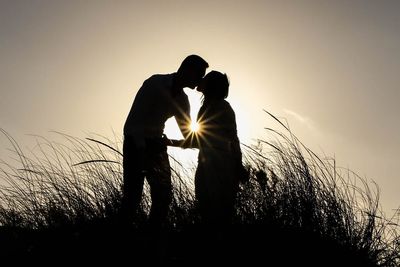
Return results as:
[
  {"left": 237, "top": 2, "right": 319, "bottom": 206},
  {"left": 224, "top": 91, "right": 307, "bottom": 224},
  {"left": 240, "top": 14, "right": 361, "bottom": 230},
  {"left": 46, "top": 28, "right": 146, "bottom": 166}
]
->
[
  {"left": 0, "top": 130, "right": 195, "bottom": 230},
  {"left": 0, "top": 130, "right": 124, "bottom": 229},
  {"left": 0, "top": 111, "right": 398, "bottom": 266},
  {"left": 235, "top": 110, "right": 399, "bottom": 266}
]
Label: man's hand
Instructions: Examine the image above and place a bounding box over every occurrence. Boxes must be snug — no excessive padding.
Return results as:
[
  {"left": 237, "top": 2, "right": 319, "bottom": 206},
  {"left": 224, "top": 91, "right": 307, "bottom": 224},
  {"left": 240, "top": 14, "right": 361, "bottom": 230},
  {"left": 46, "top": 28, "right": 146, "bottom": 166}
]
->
[{"left": 161, "top": 134, "right": 173, "bottom": 146}]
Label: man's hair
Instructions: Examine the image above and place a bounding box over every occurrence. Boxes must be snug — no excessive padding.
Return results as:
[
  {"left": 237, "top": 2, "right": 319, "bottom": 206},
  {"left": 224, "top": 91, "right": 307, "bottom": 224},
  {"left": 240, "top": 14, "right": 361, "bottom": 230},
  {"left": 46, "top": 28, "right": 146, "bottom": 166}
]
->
[{"left": 178, "top": 54, "right": 209, "bottom": 71}]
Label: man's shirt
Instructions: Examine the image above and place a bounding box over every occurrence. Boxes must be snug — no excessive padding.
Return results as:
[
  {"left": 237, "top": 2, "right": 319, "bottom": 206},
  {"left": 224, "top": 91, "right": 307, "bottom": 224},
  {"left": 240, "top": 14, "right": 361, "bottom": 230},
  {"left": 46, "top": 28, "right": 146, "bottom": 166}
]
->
[{"left": 124, "top": 73, "right": 190, "bottom": 143}]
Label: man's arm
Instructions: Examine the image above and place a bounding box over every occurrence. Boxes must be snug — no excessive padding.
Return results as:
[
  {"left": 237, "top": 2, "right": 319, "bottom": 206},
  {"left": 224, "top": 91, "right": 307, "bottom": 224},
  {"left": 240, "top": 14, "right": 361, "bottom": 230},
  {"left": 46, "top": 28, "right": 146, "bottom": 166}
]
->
[
  {"left": 176, "top": 114, "right": 191, "bottom": 140},
  {"left": 174, "top": 95, "right": 192, "bottom": 140},
  {"left": 171, "top": 93, "right": 203, "bottom": 149}
]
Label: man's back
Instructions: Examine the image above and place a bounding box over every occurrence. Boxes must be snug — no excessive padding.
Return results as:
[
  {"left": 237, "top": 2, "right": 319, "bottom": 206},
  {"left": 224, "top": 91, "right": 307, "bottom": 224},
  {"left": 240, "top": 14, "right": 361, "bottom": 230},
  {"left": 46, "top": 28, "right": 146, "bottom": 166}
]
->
[{"left": 124, "top": 73, "right": 190, "bottom": 140}]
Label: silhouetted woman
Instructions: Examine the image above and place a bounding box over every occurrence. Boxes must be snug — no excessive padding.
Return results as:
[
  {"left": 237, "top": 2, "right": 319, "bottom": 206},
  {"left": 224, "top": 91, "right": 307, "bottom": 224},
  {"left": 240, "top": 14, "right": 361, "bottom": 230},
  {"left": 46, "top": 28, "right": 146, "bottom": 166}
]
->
[{"left": 169, "top": 70, "right": 244, "bottom": 229}]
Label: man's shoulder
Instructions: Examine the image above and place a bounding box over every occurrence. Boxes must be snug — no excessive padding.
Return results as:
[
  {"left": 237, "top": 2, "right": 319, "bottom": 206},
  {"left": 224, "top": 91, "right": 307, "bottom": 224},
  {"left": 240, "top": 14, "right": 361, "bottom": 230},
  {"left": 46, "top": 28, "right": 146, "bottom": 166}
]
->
[{"left": 145, "top": 73, "right": 174, "bottom": 84}]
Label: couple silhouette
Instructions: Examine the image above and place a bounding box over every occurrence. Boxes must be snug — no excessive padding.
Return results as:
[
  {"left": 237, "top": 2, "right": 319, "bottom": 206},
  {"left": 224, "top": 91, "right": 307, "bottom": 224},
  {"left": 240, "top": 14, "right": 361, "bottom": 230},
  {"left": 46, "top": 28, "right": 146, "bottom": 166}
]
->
[{"left": 121, "top": 55, "right": 245, "bottom": 233}]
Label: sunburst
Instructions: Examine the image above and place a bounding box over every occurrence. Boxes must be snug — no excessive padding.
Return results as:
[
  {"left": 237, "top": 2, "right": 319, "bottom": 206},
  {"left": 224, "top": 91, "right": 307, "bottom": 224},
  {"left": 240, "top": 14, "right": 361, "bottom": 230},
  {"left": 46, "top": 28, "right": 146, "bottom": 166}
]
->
[
  {"left": 189, "top": 121, "right": 200, "bottom": 132},
  {"left": 188, "top": 109, "right": 227, "bottom": 150}
]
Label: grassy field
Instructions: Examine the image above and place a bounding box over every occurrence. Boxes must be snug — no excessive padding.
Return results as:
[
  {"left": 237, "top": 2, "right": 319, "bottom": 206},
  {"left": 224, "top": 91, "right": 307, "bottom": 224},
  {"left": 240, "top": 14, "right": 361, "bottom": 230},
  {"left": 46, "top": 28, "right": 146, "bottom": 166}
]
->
[{"left": 0, "top": 113, "right": 398, "bottom": 266}]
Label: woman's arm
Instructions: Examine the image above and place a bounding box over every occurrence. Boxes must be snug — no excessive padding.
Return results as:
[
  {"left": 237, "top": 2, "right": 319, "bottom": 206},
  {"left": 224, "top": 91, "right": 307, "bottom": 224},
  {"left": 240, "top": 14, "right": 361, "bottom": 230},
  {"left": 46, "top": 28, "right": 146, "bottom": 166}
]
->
[
  {"left": 168, "top": 139, "right": 185, "bottom": 147},
  {"left": 163, "top": 136, "right": 198, "bottom": 149}
]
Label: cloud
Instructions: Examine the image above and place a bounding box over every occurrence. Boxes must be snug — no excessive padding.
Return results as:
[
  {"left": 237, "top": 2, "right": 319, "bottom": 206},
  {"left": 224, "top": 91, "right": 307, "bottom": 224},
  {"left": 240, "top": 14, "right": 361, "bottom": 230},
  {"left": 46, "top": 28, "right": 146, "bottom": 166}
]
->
[{"left": 283, "top": 109, "right": 317, "bottom": 132}]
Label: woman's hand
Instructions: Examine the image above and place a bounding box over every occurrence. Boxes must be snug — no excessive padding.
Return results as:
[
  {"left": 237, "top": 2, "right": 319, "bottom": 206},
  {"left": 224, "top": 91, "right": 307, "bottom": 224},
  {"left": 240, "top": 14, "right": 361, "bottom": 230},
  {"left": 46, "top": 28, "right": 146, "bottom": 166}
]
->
[
  {"left": 162, "top": 134, "right": 185, "bottom": 147},
  {"left": 170, "top": 139, "right": 185, "bottom": 147}
]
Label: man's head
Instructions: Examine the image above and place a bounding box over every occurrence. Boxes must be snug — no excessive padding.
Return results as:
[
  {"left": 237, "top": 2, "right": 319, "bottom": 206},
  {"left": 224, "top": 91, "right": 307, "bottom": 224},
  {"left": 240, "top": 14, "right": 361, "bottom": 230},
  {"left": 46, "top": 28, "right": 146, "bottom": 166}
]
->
[{"left": 177, "top": 55, "right": 209, "bottom": 89}]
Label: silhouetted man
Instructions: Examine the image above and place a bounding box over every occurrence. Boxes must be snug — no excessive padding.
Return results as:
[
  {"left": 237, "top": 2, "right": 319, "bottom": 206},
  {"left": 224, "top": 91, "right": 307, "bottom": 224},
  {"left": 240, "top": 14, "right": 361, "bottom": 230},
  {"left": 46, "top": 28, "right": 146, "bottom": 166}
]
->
[{"left": 122, "top": 55, "right": 209, "bottom": 228}]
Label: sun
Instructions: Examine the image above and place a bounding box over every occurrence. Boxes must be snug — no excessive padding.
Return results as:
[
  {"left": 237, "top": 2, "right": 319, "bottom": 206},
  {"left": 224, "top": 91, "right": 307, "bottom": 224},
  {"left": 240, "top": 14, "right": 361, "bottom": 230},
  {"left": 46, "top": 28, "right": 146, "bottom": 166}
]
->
[{"left": 190, "top": 121, "right": 200, "bottom": 133}]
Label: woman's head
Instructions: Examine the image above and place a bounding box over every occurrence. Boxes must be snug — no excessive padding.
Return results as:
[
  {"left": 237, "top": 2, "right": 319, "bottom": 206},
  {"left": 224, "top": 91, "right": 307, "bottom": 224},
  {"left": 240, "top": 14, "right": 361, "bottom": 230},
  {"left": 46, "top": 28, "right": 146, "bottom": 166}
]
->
[{"left": 197, "top": 70, "right": 229, "bottom": 100}]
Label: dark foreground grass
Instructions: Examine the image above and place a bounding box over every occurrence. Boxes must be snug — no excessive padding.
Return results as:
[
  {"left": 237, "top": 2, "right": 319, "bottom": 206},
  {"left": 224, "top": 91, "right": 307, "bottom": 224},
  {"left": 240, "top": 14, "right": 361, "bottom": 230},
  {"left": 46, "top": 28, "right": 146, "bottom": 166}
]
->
[{"left": 0, "top": 113, "right": 399, "bottom": 266}]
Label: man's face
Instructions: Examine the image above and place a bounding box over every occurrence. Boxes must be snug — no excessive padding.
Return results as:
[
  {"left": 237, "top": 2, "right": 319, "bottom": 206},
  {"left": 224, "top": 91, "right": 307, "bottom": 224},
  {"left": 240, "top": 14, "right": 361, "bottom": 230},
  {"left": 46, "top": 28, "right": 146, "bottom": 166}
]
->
[{"left": 186, "top": 68, "right": 206, "bottom": 89}]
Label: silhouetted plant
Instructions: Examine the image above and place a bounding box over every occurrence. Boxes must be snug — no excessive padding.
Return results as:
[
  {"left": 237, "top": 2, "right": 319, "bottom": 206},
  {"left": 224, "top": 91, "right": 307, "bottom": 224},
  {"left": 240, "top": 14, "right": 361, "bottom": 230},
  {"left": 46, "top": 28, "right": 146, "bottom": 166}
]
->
[
  {"left": 0, "top": 110, "right": 398, "bottom": 266},
  {"left": 235, "top": 110, "right": 399, "bottom": 266},
  {"left": 0, "top": 130, "right": 123, "bottom": 229}
]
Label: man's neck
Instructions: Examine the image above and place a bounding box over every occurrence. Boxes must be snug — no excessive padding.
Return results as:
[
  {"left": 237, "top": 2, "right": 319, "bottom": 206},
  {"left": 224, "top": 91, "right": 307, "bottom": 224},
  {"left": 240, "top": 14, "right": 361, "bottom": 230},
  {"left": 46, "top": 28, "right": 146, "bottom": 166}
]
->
[{"left": 171, "top": 73, "right": 184, "bottom": 97}]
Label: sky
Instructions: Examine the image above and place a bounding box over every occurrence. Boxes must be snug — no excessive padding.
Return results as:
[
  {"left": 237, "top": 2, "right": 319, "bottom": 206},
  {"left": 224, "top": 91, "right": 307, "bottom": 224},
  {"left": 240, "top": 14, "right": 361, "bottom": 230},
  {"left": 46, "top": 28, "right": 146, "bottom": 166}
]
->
[{"left": 0, "top": 0, "right": 399, "bottom": 217}]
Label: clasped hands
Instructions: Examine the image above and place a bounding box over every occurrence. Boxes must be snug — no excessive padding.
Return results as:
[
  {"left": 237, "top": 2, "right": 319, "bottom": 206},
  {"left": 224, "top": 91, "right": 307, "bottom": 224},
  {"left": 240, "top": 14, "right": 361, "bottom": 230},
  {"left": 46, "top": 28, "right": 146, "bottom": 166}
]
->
[{"left": 161, "top": 134, "right": 191, "bottom": 149}]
